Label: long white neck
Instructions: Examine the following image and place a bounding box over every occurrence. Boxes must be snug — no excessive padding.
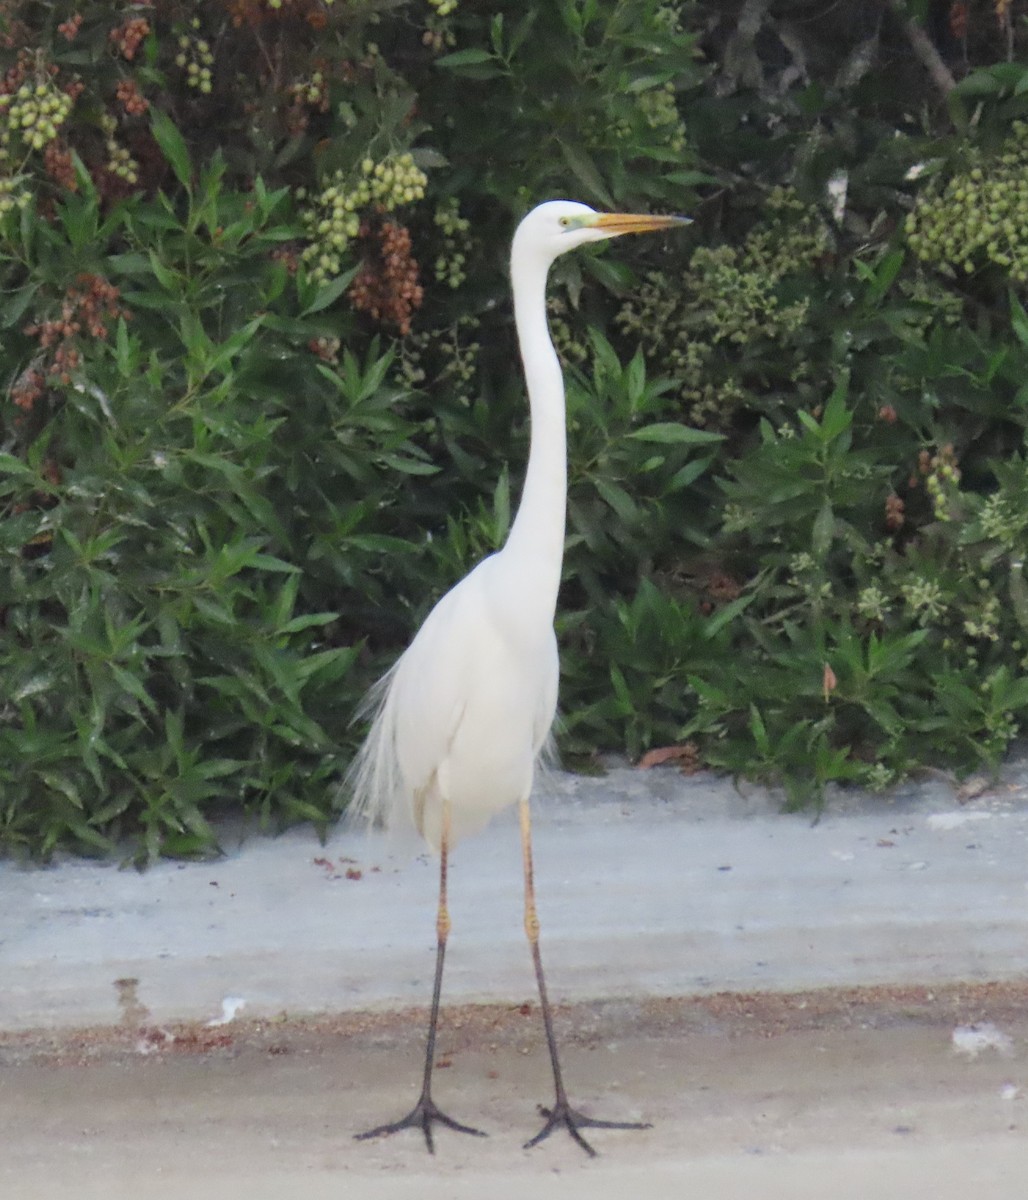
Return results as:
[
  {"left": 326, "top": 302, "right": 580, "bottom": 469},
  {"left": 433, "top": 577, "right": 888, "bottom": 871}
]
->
[{"left": 503, "top": 246, "right": 567, "bottom": 622}]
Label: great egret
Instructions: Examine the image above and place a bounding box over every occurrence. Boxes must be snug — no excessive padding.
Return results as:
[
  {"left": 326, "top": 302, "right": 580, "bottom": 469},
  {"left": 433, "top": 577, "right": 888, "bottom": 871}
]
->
[{"left": 348, "top": 200, "right": 689, "bottom": 1156}]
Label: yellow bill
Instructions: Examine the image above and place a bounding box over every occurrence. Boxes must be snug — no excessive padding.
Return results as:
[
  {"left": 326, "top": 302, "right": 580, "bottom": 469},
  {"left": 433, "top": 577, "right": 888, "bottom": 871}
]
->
[{"left": 591, "top": 211, "right": 692, "bottom": 235}]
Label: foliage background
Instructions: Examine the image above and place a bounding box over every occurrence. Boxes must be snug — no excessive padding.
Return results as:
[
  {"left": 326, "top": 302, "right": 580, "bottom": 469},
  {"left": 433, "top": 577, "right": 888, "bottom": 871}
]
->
[{"left": 3, "top": 0, "right": 1028, "bottom": 860}]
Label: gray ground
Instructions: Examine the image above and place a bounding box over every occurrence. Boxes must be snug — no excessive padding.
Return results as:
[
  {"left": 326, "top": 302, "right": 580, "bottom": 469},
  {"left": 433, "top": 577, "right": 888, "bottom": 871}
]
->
[
  {"left": 3, "top": 990, "right": 1027, "bottom": 1198},
  {"left": 3, "top": 758, "right": 1028, "bottom": 1195}
]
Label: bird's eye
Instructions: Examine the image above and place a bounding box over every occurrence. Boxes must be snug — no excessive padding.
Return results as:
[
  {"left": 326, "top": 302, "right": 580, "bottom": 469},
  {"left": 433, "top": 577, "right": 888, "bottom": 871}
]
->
[{"left": 558, "top": 216, "right": 570, "bottom": 227}]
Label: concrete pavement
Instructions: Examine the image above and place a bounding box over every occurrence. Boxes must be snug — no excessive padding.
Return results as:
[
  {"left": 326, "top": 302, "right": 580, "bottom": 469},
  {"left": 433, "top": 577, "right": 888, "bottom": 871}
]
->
[{"left": 3, "top": 757, "right": 1027, "bottom": 1032}]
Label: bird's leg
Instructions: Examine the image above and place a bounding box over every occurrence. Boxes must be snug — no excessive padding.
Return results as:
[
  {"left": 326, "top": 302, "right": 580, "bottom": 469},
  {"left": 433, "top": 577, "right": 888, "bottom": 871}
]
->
[
  {"left": 356, "top": 802, "right": 487, "bottom": 1153},
  {"left": 519, "top": 797, "right": 652, "bottom": 1157}
]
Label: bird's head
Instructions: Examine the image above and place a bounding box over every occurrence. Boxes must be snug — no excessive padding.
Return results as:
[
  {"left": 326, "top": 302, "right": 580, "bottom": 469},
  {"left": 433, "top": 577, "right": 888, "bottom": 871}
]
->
[{"left": 513, "top": 200, "right": 690, "bottom": 268}]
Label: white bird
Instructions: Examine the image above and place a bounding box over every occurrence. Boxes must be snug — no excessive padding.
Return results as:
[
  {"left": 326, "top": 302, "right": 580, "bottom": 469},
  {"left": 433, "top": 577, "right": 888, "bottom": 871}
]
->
[{"left": 348, "top": 199, "right": 689, "bottom": 1156}]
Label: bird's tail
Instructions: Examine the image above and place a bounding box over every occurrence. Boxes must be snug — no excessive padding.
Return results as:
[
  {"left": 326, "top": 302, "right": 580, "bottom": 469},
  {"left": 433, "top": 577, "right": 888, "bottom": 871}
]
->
[{"left": 341, "top": 662, "right": 404, "bottom": 833}]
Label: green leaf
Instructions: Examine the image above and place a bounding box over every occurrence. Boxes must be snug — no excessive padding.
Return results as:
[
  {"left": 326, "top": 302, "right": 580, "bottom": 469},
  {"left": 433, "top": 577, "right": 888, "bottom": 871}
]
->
[
  {"left": 1010, "top": 292, "right": 1028, "bottom": 349},
  {"left": 627, "top": 423, "right": 724, "bottom": 445},
  {"left": 278, "top": 612, "right": 339, "bottom": 634},
  {"left": 864, "top": 249, "right": 905, "bottom": 305},
  {"left": 595, "top": 477, "right": 639, "bottom": 524},
  {"left": 150, "top": 108, "right": 192, "bottom": 190},
  {"left": 1, "top": 282, "right": 39, "bottom": 330},
  {"left": 748, "top": 704, "right": 770, "bottom": 756},
  {"left": 662, "top": 170, "right": 718, "bottom": 188},
  {"left": 115, "top": 317, "right": 133, "bottom": 378},
  {"left": 558, "top": 140, "right": 614, "bottom": 208},
  {"left": 250, "top": 554, "right": 301, "bottom": 574},
  {"left": 625, "top": 350, "right": 646, "bottom": 410},
  {"left": 435, "top": 47, "right": 502, "bottom": 79},
  {"left": 301, "top": 267, "right": 358, "bottom": 315},
  {"left": 703, "top": 594, "right": 753, "bottom": 637},
  {"left": 110, "top": 664, "right": 158, "bottom": 716},
  {"left": 436, "top": 48, "right": 497, "bottom": 67},
  {"left": 812, "top": 499, "right": 835, "bottom": 558},
  {"left": 148, "top": 250, "right": 179, "bottom": 292},
  {"left": 0, "top": 453, "right": 35, "bottom": 478}
]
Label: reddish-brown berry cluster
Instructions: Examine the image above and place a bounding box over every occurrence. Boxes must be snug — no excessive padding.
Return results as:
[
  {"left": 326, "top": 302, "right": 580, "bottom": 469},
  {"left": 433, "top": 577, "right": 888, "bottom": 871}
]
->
[
  {"left": 116, "top": 78, "right": 149, "bottom": 116},
  {"left": 14, "top": 277, "right": 125, "bottom": 409},
  {"left": 58, "top": 12, "right": 83, "bottom": 40},
  {"left": 350, "top": 221, "right": 423, "bottom": 336},
  {"left": 2, "top": 48, "right": 32, "bottom": 95},
  {"left": 11, "top": 367, "right": 45, "bottom": 412},
  {"left": 49, "top": 342, "right": 82, "bottom": 385},
  {"left": 25, "top": 277, "right": 120, "bottom": 348},
  {"left": 885, "top": 492, "right": 905, "bottom": 531},
  {"left": 43, "top": 139, "right": 77, "bottom": 190},
  {"left": 704, "top": 569, "right": 743, "bottom": 604},
  {"left": 109, "top": 16, "right": 150, "bottom": 61}
]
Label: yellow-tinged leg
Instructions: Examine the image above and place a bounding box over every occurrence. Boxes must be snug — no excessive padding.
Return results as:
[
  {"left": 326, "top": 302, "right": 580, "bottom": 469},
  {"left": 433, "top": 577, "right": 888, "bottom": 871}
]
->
[
  {"left": 519, "top": 796, "right": 652, "bottom": 1157},
  {"left": 356, "top": 799, "right": 486, "bottom": 1153}
]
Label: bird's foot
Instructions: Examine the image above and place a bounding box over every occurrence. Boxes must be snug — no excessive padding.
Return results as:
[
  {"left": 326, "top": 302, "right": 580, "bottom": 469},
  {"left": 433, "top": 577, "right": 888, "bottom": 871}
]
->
[
  {"left": 356, "top": 1092, "right": 487, "bottom": 1154},
  {"left": 524, "top": 1096, "right": 652, "bottom": 1158}
]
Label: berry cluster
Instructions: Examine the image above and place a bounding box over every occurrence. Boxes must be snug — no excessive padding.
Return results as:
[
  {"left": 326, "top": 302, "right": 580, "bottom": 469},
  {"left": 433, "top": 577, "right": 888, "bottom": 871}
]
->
[
  {"left": 905, "top": 121, "right": 1028, "bottom": 284},
  {"left": 116, "top": 79, "right": 149, "bottom": 117},
  {"left": 300, "top": 152, "right": 427, "bottom": 283},
  {"left": 350, "top": 220, "right": 423, "bottom": 335},
  {"left": 884, "top": 491, "right": 905, "bottom": 532},
  {"left": 286, "top": 69, "right": 329, "bottom": 135},
  {"left": 433, "top": 198, "right": 470, "bottom": 289},
  {"left": 421, "top": 23, "right": 457, "bottom": 53},
  {"left": 910, "top": 444, "right": 961, "bottom": 522},
  {"left": 0, "top": 171, "right": 31, "bottom": 216},
  {"left": 174, "top": 22, "right": 215, "bottom": 94},
  {"left": 617, "top": 188, "right": 828, "bottom": 429},
  {"left": 43, "top": 139, "right": 76, "bottom": 190},
  {"left": 0, "top": 77, "right": 75, "bottom": 152},
  {"left": 99, "top": 112, "right": 139, "bottom": 184},
  {"left": 13, "top": 276, "right": 125, "bottom": 417},
  {"left": 290, "top": 70, "right": 327, "bottom": 109},
  {"left": 396, "top": 319, "right": 481, "bottom": 397},
  {"left": 546, "top": 295, "right": 590, "bottom": 367},
  {"left": 638, "top": 82, "right": 686, "bottom": 154},
  {"left": 964, "top": 586, "right": 1001, "bottom": 644},
  {"left": 308, "top": 334, "right": 341, "bottom": 363},
  {"left": 109, "top": 16, "right": 150, "bottom": 61},
  {"left": 365, "top": 153, "right": 427, "bottom": 207},
  {"left": 58, "top": 13, "right": 83, "bottom": 41},
  {"left": 25, "top": 273, "right": 126, "bottom": 349},
  {"left": 11, "top": 366, "right": 46, "bottom": 413}
]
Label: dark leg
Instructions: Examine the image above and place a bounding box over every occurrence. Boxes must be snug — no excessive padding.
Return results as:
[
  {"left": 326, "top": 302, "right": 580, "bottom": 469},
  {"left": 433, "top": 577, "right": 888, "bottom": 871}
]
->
[
  {"left": 356, "top": 801, "right": 487, "bottom": 1153},
  {"left": 519, "top": 797, "right": 652, "bottom": 1157}
]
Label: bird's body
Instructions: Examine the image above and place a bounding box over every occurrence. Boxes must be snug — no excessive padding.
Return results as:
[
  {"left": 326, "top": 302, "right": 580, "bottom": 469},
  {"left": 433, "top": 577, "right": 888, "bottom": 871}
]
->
[
  {"left": 355, "top": 550, "right": 559, "bottom": 850},
  {"left": 349, "top": 199, "right": 688, "bottom": 1156}
]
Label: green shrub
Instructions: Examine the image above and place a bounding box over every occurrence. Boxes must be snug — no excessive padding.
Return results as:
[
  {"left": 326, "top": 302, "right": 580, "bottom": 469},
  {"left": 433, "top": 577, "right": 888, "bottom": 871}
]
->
[{"left": 3, "top": 2, "right": 1028, "bottom": 859}]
